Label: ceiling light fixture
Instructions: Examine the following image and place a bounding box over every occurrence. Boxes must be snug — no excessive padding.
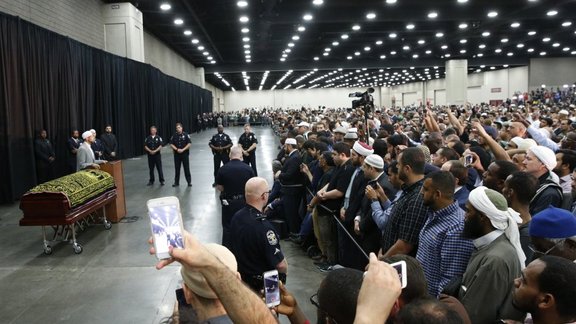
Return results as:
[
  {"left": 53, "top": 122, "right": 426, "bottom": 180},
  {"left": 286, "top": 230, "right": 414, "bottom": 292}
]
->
[
  {"left": 482, "top": 31, "right": 491, "bottom": 37},
  {"left": 386, "top": 0, "right": 397, "bottom": 4},
  {"left": 237, "top": 1, "right": 248, "bottom": 7},
  {"left": 528, "top": 30, "right": 537, "bottom": 36},
  {"left": 459, "top": 23, "right": 468, "bottom": 29},
  {"left": 239, "top": 16, "right": 249, "bottom": 23},
  {"left": 292, "top": 35, "right": 300, "bottom": 40},
  {"left": 389, "top": 33, "right": 397, "bottom": 38},
  {"left": 510, "top": 22, "right": 520, "bottom": 28},
  {"left": 241, "top": 28, "right": 249, "bottom": 33},
  {"left": 312, "top": 0, "right": 323, "bottom": 5},
  {"left": 192, "top": 39, "right": 199, "bottom": 44},
  {"left": 341, "top": 34, "right": 349, "bottom": 39},
  {"left": 546, "top": 10, "right": 558, "bottom": 16},
  {"left": 435, "top": 32, "right": 444, "bottom": 37},
  {"left": 562, "top": 21, "right": 572, "bottom": 27},
  {"left": 487, "top": 11, "right": 498, "bottom": 18},
  {"left": 428, "top": 11, "right": 438, "bottom": 19},
  {"left": 352, "top": 24, "right": 361, "bottom": 31},
  {"left": 366, "top": 12, "right": 376, "bottom": 19},
  {"left": 298, "top": 26, "right": 306, "bottom": 32},
  {"left": 160, "top": 3, "right": 171, "bottom": 10},
  {"left": 183, "top": 30, "right": 192, "bottom": 36},
  {"left": 174, "top": 18, "right": 184, "bottom": 25},
  {"left": 303, "top": 14, "right": 313, "bottom": 21},
  {"left": 406, "top": 23, "right": 415, "bottom": 30}
]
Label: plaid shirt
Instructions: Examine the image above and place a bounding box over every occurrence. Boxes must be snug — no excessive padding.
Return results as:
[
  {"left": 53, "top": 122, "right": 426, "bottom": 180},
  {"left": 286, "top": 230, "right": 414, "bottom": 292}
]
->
[
  {"left": 416, "top": 201, "right": 474, "bottom": 297},
  {"left": 380, "top": 178, "right": 428, "bottom": 255}
]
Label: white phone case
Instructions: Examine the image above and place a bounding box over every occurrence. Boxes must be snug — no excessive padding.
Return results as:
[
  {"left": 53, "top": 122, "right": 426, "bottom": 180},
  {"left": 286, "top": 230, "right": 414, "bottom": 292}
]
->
[{"left": 147, "top": 196, "right": 185, "bottom": 260}]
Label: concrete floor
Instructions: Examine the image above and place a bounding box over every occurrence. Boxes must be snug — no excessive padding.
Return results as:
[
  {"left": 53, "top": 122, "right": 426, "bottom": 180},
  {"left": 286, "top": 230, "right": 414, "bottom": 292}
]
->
[{"left": 0, "top": 126, "right": 324, "bottom": 324}]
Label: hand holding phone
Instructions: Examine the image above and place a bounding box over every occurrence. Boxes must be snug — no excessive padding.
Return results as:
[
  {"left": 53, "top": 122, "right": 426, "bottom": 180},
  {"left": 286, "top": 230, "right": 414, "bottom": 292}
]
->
[
  {"left": 148, "top": 196, "right": 185, "bottom": 260},
  {"left": 263, "top": 270, "right": 281, "bottom": 308}
]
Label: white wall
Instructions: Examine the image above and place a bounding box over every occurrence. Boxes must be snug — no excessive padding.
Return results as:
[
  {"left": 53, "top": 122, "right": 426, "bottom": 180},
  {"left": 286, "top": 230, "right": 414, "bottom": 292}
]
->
[
  {"left": 223, "top": 87, "right": 381, "bottom": 111},
  {"left": 204, "top": 82, "right": 225, "bottom": 112},
  {"left": 529, "top": 57, "right": 576, "bottom": 88}
]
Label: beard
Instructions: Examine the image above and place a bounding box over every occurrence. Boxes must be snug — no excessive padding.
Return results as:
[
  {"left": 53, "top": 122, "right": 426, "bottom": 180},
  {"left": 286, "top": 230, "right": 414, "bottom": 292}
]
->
[{"left": 462, "top": 215, "right": 484, "bottom": 239}]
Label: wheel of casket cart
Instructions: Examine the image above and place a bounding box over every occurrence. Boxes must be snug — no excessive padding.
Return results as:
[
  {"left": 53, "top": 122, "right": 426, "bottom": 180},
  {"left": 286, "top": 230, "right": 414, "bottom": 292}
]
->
[
  {"left": 44, "top": 245, "right": 53, "bottom": 255},
  {"left": 104, "top": 220, "right": 112, "bottom": 230},
  {"left": 73, "top": 243, "right": 83, "bottom": 254}
]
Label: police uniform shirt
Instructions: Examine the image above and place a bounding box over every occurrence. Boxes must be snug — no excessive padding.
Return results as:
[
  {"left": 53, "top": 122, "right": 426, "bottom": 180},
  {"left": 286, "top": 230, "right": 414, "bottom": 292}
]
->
[
  {"left": 209, "top": 133, "right": 232, "bottom": 153},
  {"left": 230, "top": 205, "right": 284, "bottom": 276},
  {"left": 145, "top": 135, "right": 163, "bottom": 153},
  {"left": 170, "top": 132, "right": 191, "bottom": 151},
  {"left": 216, "top": 160, "right": 254, "bottom": 197},
  {"left": 238, "top": 132, "right": 258, "bottom": 152}
]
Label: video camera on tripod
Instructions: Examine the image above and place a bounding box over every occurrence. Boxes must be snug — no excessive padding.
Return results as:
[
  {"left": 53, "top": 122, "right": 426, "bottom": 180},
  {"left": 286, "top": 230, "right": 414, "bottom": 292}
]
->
[{"left": 349, "top": 87, "right": 375, "bottom": 114}]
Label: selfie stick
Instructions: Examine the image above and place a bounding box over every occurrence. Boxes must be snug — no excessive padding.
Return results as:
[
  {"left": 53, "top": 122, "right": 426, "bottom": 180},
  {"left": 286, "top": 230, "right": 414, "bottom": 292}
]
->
[{"left": 306, "top": 187, "right": 370, "bottom": 260}]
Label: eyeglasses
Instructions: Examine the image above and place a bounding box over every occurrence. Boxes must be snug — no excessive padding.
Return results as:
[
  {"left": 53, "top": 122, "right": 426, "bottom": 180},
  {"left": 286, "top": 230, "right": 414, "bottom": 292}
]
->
[
  {"left": 310, "top": 293, "right": 338, "bottom": 324},
  {"left": 529, "top": 240, "right": 564, "bottom": 257}
]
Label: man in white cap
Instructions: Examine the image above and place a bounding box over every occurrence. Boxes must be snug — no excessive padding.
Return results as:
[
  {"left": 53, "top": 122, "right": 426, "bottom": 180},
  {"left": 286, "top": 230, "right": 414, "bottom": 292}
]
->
[
  {"left": 338, "top": 141, "right": 373, "bottom": 270},
  {"left": 76, "top": 130, "right": 106, "bottom": 171},
  {"left": 275, "top": 137, "right": 306, "bottom": 235},
  {"left": 354, "top": 154, "right": 397, "bottom": 263},
  {"left": 333, "top": 126, "right": 347, "bottom": 143},
  {"left": 458, "top": 186, "right": 526, "bottom": 324},
  {"left": 297, "top": 121, "right": 310, "bottom": 140},
  {"left": 523, "top": 146, "right": 563, "bottom": 215},
  {"left": 180, "top": 243, "right": 238, "bottom": 323}
]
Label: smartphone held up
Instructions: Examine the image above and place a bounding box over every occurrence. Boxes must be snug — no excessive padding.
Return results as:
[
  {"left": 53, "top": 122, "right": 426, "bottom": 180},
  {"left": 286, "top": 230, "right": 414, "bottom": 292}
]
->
[
  {"left": 263, "top": 270, "right": 281, "bottom": 308},
  {"left": 148, "top": 196, "right": 185, "bottom": 260}
]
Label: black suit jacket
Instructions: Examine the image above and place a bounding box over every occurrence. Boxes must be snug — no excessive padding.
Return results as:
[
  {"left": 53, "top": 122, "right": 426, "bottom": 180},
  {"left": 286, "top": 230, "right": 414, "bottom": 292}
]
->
[{"left": 278, "top": 150, "right": 305, "bottom": 193}]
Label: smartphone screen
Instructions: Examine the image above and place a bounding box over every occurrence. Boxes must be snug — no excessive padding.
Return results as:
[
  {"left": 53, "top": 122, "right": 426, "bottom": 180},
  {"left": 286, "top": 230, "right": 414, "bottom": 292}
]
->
[
  {"left": 263, "top": 270, "right": 281, "bottom": 307},
  {"left": 464, "top": 155, "right": 474, "bottom": 167},
  {"left": 148, "top": 197, "right": 185, "bottom": 260},
  {"left": 390, "top": 260, "right": 407, "bottom": 289}
]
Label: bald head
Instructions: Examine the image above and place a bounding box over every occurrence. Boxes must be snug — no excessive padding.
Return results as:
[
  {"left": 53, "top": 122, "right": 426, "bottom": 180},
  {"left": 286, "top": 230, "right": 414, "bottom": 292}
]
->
[
  {"left": 508, "top": 122, "right": 526, "bottom": 138},
  {"left": 245, "top": 177, "right": 269, "bottom": 211},
  {"left": 229, "top": 146, "right": 243, "bottom": 160}
]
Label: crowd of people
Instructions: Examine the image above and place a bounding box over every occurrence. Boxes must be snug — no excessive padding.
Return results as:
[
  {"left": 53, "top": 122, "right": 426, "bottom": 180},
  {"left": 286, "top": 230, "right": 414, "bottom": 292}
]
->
[{"left": 167, "top": 86, "right": 576, "bottom": 324}]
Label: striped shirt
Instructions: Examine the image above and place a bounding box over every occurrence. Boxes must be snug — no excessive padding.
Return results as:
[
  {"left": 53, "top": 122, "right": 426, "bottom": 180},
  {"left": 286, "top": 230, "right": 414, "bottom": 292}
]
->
[{"left": 416, "top": 201, "right": 474, "bottom": 297}]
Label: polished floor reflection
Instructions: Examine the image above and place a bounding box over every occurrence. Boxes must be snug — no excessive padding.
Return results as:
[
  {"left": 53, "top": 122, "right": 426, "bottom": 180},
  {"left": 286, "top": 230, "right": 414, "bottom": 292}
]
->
[{"left": 0, "top": 126, "right": 324, "bottom": 324}]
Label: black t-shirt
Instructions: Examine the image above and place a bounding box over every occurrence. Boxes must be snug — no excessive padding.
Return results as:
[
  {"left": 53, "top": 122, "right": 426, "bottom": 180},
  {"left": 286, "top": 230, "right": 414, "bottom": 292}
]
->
[{"left": 321, "top": 159, "right": 355, "bottom": 213}]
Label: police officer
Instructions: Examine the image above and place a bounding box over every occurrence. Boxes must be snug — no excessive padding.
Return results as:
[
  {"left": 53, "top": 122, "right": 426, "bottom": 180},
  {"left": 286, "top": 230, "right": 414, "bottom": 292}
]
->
[
  {"left": 209, "top": 124, "right": 233, "bottom": 187},
  {"left": 169, "top": 123, "right": 192, "bottom": 187},
  {"left": 230, "top": 177, "right": 288, "bottom": 292},
  {"left": 144, "top": 125, "right": 165, "bottom": 186},
  {"left": 216, "top": 146, "right": 254, "bottom": 248},
  {"left": 238, "top": 123, "right": 258, "bottom": 176}
]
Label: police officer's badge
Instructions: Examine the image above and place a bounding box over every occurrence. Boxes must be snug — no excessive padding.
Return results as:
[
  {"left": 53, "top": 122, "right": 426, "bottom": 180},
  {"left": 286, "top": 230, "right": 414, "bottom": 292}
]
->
[{"left": 266, "top": 230, "right": 278, "bottom": 245}]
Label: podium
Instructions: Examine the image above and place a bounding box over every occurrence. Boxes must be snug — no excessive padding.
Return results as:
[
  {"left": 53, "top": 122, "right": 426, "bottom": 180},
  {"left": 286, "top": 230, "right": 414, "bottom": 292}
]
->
[{"left": 101, "top": 161, "right": 127, "bottom": 222}]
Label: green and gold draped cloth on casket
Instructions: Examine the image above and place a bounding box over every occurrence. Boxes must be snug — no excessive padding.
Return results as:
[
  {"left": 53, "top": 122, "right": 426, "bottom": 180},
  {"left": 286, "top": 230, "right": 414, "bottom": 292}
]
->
[{"left": 27, "top": 170, "right": 115, "bottom": 208}]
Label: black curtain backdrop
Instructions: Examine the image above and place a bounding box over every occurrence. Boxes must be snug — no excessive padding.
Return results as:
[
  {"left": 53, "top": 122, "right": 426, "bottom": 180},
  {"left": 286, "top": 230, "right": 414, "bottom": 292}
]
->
[{"left": 0, "top": 13, "right": 213, "bottom": 204}]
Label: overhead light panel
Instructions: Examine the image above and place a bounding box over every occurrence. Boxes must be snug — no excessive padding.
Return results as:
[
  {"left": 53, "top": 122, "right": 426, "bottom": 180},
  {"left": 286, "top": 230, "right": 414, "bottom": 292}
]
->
[
  {"left": 183, "top": 30, "right": 192, "bottom": 36},
  {"left": 174, "top": 18, "right": 184, "bottom": 25},
  {"left": 366, "top": 12, "right": 376, "bottom": 19},
  {"left": 160, "top": 3, "right": 171, "bottom": 10},
  {"left": 239, "top": 16, "right": 249, "bottom": 23},
  {"left": 487, "top": 11, "right": 498, "bottom": 18},
  {"left": 303, "top": 14, "right": 313, "bottom": 21},
  {"left": 298, "top": 26, "right": 306, "bottom": 32},
  {"left": 428, "top": 11, "right": 438, "bottom": 19},
  {"left": 237, "top": 1, "right": 248, "bottom": 7},
  {"left": 313, "top": 0, "right": 323, "bottom": 5}
]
